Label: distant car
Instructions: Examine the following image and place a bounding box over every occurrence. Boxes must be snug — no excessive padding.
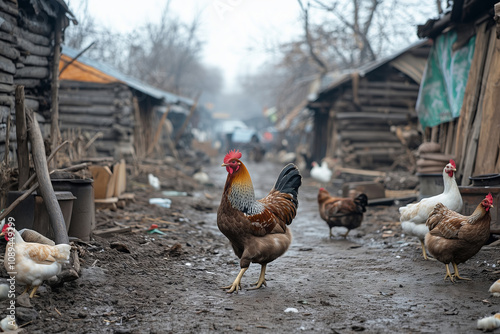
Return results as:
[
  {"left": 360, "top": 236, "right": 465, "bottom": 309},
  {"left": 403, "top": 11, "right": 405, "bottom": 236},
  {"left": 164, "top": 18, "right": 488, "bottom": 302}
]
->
[
  {"left": 231, "top": 128, "right": 260, "bottom": 145},
  {"left": 231, "top": 128, "right": 265, "bottom": 162}
]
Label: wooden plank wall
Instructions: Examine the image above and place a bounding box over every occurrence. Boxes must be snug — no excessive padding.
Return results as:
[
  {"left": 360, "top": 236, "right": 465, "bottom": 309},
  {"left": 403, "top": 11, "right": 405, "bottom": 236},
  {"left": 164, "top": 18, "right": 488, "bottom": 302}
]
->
[{"left": 428, "top": 22, "right": 500, "bottom": 185}]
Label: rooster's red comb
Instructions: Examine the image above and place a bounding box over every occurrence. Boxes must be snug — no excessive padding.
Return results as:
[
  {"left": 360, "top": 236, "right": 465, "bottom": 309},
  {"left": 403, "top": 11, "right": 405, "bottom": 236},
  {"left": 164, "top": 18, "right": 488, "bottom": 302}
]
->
[
  {"left": 486, "top": 193, "right": 493, "bottom": 204},
  {"left": 224, "top": 150, "right": 242, "bottom": 164},
  {"left": 449, "top": 159, "right": 456, "bottom": 168}
]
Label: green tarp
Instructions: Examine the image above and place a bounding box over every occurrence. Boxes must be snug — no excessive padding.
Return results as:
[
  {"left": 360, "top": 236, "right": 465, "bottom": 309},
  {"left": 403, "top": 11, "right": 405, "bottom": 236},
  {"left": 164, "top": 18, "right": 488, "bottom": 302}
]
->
[{"left": 416, "top": 29, "right": 476, "bottom": 129}]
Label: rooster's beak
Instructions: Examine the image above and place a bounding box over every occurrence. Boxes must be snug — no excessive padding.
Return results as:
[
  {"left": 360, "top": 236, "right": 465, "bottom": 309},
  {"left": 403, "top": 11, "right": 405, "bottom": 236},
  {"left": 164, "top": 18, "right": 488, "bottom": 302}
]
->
[{"left": 221, "top": 163, "right": 227, "bottom": 167}]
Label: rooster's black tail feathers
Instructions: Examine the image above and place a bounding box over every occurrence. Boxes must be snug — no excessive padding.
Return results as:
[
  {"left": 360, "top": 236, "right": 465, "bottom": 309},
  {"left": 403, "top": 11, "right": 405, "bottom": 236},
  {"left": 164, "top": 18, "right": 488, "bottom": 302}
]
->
[{"left": 274, "top": 163, "right": 302, "bottom": 205}]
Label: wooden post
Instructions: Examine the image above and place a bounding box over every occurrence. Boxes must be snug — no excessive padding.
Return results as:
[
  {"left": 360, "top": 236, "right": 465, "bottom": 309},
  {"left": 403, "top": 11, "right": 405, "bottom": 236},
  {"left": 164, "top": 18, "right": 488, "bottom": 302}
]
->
[
  {"left": 147, "top": 106, "right": 170, "bottom": 156},
  {"left": 15, "top": 86, "right": 30, "bottom": 188},
  {"left": 495, "top": 3, "right": 500, "bottom": 38},
  {"left": 50, "top": 14, "right": 63, "bottom": 168},
  {"left": 27, "top": 110, "right": 69, "bottom": 245},
  {"left": 173, "top": 95, "right": 200, "bottom": 147}
]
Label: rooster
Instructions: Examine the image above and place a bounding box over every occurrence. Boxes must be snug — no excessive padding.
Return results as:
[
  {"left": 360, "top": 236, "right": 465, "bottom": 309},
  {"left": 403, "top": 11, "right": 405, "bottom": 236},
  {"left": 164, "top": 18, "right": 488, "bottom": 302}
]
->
[
  {"left": 399, "top": 159, "right": 462, "bottom": 259},
  {"left": 317, "top": 188, "right": 368, "bottom": 239},
  {"left": 0, "top": 224, "right": 71, "bottom": 298},
  {"left": 217, "top": 150, "right": 302, "bottom": 293},
  {"left": 424, "top": 193, "right": 493, "bottom": 283}
]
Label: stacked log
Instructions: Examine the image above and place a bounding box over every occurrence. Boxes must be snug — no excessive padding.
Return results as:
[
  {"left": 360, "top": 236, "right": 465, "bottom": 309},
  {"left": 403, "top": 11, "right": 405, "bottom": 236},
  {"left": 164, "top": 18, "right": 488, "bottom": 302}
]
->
[
  {"left": 0, "top": 0, "right": 59, "bottom": 160},
  {"left": 335, "top": 77, "right": 420, "bottom": 168},
  {"left": 415, "top": 142, "right": 452, "bottom": 174},
  {"left": 59, "top": 80, "right": 135, "bottom": 158}
]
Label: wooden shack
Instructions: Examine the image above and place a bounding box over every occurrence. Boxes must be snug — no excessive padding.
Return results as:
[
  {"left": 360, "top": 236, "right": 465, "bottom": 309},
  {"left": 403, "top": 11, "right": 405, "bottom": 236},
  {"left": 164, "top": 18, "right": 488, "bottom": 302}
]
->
[
  {"left": 307, "top": 40, "right": 431, "bottom": 168},
  {"left": 0, "top": 0, "right": 75, "bottom": 160},
  {"left": 59, "top": 45, "right": 194, "bottom": 159},
  {"left": 416, "top": 0, "right": 500, "bottom": 185}
]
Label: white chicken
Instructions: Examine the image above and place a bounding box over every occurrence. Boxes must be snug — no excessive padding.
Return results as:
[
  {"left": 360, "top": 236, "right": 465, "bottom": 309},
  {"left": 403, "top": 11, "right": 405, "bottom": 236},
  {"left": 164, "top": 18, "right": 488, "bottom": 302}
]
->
[
  {"left": 148, "top": 173, "right": 160, "bottom": 190},
  {"left": 311, "top": 161, "right": 332, "bottom": 184},
  {"left": 399, "top": 159, "right": 462, "bottom": 260},
  {"left": 477, "top": 314, "right": 500, "bottom": 331},
  {"left": 0, "top": 225, "right": 71, "bottom": 298}
]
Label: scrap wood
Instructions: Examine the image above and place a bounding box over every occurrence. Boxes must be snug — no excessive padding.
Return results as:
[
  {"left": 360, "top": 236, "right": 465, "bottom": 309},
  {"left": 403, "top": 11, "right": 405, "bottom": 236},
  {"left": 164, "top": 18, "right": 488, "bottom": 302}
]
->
[
  {"left": 141, "top": 217, "right": 179, "bottom": 225},
  {"left": 93, "top": 226, "right": 132, "bottom": 237},
  {"left": 119, "top": 193, "right": 135, "bottom": 202},
  {"left": 335, "top": 167, "right": 386, "bottom": 178},
  {"left": 88, "top": 165, "right": 112, "bottom": 199},
  {"left": 95, "top": 197, "right": 118, "bottom": 210}
]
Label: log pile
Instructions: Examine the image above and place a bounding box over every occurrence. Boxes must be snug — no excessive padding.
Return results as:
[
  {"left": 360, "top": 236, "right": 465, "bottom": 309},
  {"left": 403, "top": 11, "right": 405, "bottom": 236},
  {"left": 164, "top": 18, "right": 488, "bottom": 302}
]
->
[
  {"left": 59, "top": 80, "right": 135, "bottom": 158},
  {"left": 333, "top": 77, "right": 420, "bottom": 168},
  {"left": 0, "top": 0, "right": 63, "bottom": 160}
]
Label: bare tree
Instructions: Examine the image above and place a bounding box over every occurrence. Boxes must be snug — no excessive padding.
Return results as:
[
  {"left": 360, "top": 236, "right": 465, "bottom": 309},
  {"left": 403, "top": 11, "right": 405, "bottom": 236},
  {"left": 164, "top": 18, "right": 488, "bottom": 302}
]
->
[
  {"left": 124, "top": 2, "right": 212, "bottom": 98},
  {"left": 64, "top": 1, "right": 222, "bottom": 99}
]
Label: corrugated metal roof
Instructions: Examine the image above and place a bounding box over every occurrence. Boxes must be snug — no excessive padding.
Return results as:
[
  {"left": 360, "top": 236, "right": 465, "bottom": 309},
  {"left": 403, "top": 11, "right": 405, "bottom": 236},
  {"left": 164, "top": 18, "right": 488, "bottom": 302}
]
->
[{"left": 61, "top": 45, "right": 194, "bottom": 106}]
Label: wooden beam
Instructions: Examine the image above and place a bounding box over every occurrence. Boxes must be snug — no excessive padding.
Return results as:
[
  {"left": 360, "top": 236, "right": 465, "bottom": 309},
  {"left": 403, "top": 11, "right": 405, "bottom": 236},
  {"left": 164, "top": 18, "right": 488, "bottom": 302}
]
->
[
  {"left": 50, "top": 14, "right": 63, "bottom": 169},
  {"left": 455, "top": 21, "right": 490, "bottom": 168},
  {"left": 27, "top": 110, "right": 69, "bottom": 245},
  {"left": 474, "top": 33, "right": 500, "bottom": 176},
  {"left": 15, "top": 86, "right": 29, "bottom": 188},
  {"left": 462, "top": 28, "right": 497, "bottom": 185}
]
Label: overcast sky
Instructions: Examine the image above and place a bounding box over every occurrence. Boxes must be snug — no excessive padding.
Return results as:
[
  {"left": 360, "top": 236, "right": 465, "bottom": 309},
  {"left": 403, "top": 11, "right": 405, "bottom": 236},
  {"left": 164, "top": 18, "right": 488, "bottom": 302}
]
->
[{"left": 67, "top": 0, "right": 303, "bottom": 92}]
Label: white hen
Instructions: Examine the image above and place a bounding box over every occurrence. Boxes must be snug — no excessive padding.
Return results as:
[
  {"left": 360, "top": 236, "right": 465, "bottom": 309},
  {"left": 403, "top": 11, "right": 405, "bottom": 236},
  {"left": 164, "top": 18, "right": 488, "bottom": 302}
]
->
[
  {"left": 311, "top": 161, "right": 332, "bottom": 184},
  {"left": 399, "top": 159, "right": 462, "bottom": 259},
  {"left": 1, "top": 226, "right": 71, "bottom": 298}
]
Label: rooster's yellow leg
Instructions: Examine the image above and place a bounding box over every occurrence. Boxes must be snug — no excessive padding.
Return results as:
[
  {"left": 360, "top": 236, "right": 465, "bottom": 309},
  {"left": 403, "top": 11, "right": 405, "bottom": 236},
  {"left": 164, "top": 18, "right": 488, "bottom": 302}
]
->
[
  {"left": 444, "top": 264, "right": 455, "bottom": 283},
  {"left": 249, "top": 264, "right": 267, "bottom": 290},
  {"left": 419, "top": 240, "right": 428, "bottom": 260},
  {"left": 329, "top": 229, "right": 333, "bottom": 239},
  {"left": 29, "top": 285, "right": 39, "bottom": 298},
  {"left": 221, "top": 267, "right": 248, "bottom": 293},
  {"left": 342, "top": 229, "right": 350, "bottom": 239},
  {"left": 452, "top": 262, "right": 470, "bottom": 281}
]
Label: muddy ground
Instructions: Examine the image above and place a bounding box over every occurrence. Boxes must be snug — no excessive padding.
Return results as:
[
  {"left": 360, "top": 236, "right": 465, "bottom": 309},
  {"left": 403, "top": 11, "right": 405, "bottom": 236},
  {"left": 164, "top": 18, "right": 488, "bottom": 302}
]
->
[{"left": 2, "top": 157, "right": 500, "bottom": 333}]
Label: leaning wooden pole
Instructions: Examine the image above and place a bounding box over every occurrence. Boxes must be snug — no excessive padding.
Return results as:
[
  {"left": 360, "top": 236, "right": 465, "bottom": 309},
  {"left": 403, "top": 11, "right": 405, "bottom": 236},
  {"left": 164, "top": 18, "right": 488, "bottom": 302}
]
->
[
  {"left": 50, "top": 14, "right": 63, "bottom": 169},
  {"left": 15, "top": 86, "right": 30, "bottom": 188},
  {"left": 27, "top": 110, "right": 69, "bottom": 245}
]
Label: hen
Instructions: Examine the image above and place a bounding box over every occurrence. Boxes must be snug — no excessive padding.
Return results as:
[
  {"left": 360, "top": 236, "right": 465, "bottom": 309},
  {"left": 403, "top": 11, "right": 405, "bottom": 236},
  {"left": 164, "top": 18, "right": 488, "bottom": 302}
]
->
[
  {"left": 317, "top": 187, "right": 368, "bottom": 239},
  {"left": 217, "top": 150, "right": 302, "bottom": 293},
  {"left": 424, "top": 193, "right": 493, "bottom": 283},
  {"left": 311, "top": 161, "right": 332, "bottom": 184},
  {"left": 399, "top": 159, "right": 462, "bottom": 259},
  {"left": 1, "top": 224, "right": 71, "bottom": 298}
]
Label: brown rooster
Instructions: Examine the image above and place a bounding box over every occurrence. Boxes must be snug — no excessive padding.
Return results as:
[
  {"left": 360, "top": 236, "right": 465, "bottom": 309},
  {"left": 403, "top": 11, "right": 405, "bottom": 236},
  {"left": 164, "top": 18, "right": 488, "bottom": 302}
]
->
[
  {"left": 318, "top": 187, "right": 368, "bottom": 239},
  {"left": 425, "top": 193, "right": 493, "bottom": 283},
  {"left": 217, "top": 150, "right": 302, "bottom": 293}
]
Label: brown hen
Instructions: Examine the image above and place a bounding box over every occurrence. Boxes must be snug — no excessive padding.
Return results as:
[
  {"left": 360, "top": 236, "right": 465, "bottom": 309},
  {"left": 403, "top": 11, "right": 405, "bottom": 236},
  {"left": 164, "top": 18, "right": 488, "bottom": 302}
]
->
[
  {"left": 217, "top": 150, "right": 302, "bottom": 293},
  {"left": 425, "top": 193, "right": 493, "bottom": 283},
  {"left": 318, "top": 187, "right": 368, "bottom": 239}
]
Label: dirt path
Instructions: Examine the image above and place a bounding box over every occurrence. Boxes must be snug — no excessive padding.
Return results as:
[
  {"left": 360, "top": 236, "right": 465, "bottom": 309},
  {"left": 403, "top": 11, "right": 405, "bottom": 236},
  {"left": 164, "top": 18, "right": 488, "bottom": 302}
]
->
[{"left": 8, "top": 158, "right": 500, "bottom": 333}]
